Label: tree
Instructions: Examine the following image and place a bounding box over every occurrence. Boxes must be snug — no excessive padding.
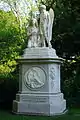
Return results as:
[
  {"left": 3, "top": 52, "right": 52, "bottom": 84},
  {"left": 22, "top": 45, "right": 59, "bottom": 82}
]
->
[
  {"left": 0, "top": 0, "right": 39, "bottom": 79},
  {"left": 0, "top": 0, "right": 38, "bottom": 29},
  {"left": 0, "top": 10, "right": 25, "bottom": 78}
]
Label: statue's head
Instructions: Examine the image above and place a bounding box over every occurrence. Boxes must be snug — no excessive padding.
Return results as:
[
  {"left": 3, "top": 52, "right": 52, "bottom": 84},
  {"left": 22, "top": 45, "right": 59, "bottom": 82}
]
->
[{"left": 39, "top": 5, "right": 46, "bottom": 12}]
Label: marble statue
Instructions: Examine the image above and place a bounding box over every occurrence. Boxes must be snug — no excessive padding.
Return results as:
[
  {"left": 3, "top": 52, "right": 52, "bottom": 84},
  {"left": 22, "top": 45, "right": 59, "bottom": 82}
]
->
[
  {"left": 13, "top": 5, "right": 66, "bottom": 116},
  {"left": 27, "top": 18, "right": 40, "bottom": 48},
  {"left": 39, "top": 5, "right": 54, "bottom": 48},
  {"left": 27, "top": 5, "right": 54, "bottom": 48}
]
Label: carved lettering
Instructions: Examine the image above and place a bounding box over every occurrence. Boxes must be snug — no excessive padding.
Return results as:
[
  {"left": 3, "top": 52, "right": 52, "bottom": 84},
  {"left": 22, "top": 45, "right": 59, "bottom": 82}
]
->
[{"left": 21, "top": 96, "right": 47, "bottom": 103}]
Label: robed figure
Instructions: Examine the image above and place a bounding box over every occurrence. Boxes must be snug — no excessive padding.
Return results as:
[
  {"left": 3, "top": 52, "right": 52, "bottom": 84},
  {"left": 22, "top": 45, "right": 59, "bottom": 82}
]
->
[{"left": 39, "top": 5, "right": 54, "bottom": 48}]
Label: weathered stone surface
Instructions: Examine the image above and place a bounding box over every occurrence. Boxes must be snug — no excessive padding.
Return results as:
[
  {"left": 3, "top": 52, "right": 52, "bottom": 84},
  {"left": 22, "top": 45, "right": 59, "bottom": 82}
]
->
[
  {"left": 13, "top": 48, "right": 66, "bottom": 115},
  {"left": 22, "top": 47, "right": 58, "bottom": 58}
]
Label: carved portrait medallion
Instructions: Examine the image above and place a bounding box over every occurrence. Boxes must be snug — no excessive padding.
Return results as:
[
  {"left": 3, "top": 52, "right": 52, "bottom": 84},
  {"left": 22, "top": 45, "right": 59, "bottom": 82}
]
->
[{"left": 24, "top": 67, "right": 46, "bottom": 89}]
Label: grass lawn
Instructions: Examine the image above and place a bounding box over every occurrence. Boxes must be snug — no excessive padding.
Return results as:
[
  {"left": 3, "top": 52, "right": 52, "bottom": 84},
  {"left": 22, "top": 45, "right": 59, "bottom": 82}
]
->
[{"left": 0, "top": 109, "right": 80, "bottom": 120}]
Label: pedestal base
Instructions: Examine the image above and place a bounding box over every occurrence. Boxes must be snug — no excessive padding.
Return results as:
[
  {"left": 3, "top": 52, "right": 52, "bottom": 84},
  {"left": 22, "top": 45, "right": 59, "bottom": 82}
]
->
[
  {"left": 13, "top": 47, "right": 66, "bottom": 116},
  {"left": 13, "top": 93, "right": 66, "bottom": 116}
]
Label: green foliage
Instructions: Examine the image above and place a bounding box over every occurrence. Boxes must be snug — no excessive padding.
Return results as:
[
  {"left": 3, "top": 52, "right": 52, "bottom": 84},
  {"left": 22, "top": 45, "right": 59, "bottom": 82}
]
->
[
  {"left": 61, "top": 58, "right": 80, "bottom": 107},
  {"left": 0, "top": 10, "right": 25, "bottom": 78},
  {"left": 54, "top": 0, "right": 80, "bottom": 58}
]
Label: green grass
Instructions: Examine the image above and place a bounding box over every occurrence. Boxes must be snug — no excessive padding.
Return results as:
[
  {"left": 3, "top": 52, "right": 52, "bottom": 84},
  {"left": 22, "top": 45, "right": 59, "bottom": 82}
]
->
[{"left": 0, "top": 109, "right": 80, "bottom": 120}]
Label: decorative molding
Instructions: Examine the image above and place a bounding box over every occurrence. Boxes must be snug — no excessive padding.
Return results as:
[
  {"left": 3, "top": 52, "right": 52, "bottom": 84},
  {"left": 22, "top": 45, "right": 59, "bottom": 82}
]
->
[
  {"left": 50, "top": 66, "right": 55, "bottom": 80},
  {"left": 49, "top": 66, "right": 55, "bottom": 88}
]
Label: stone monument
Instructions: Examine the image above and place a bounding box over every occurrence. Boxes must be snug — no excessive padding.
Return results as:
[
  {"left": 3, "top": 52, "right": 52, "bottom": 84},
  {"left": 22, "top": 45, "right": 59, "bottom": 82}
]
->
[{"left": 13, "top": 5, "right": 66, "bottom": 115}]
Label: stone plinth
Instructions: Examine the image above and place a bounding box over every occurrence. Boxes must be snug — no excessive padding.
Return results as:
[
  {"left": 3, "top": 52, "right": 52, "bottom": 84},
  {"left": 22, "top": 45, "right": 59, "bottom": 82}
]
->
[{"left": 13, "top": 47, "right": 66, "bottom": 115}]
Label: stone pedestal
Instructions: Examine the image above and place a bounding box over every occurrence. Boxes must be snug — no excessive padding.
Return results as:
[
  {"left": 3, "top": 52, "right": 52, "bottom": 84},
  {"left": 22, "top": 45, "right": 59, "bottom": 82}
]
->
[{"left": 13, "top": 47, "right": 66, "bottom": 115}]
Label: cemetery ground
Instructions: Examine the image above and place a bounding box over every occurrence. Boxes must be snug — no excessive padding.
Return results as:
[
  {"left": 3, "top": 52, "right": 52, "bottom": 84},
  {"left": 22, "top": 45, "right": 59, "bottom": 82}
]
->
[{"left": 0, "top": 108, "right": 80, "bottom": 120}]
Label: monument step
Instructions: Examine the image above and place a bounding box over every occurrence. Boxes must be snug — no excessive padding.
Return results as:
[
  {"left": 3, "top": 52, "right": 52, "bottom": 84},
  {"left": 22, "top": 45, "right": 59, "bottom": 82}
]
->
[
  {"left": 22, "top": 47, "right": 58, "bottom": 59},
  {"left": 13, "top": 99, "right": 66, "bottom": 115}
]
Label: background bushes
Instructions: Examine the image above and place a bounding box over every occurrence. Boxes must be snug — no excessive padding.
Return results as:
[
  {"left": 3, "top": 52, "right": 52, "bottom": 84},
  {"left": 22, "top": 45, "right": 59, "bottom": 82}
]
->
[{"left": 61, "top": 59, "right": 80, "bottom": 108}]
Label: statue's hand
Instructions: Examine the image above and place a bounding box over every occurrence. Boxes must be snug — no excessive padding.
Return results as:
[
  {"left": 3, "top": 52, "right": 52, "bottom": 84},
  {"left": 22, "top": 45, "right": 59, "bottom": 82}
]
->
[{"left": 48, "top": 42, "right": 52, "bottom": 48}]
